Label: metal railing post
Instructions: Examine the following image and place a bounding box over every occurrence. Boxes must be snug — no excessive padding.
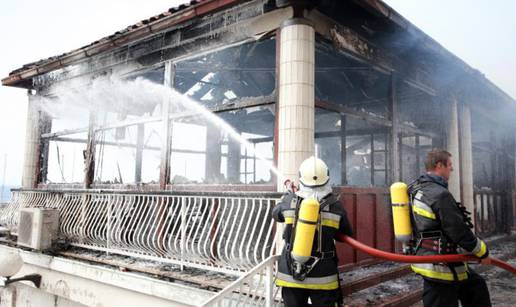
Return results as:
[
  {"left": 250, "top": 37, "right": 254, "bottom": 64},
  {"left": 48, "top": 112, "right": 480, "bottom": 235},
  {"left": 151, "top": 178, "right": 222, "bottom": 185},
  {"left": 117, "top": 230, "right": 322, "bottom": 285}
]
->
[
  {"left": 80, "top": 194, "right": 87, "bottom": 244},
  {"left": 107, "top": 195, "right": 112, "bottom": 255},
  {"left": 181, "top": 196, "right": 186, "bottom": 271},
  {"left": 265, "top": 261, "right": 274, "bottom": 307}
]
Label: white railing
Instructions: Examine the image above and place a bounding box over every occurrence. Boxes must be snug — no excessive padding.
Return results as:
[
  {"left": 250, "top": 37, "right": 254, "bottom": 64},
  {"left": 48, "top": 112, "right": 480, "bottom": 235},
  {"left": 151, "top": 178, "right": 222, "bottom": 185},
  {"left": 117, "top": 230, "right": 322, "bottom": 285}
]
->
[
  {"left": 0, "top": 191, "right": 36, "bottom": 231},
  {"left": 0, "top": 190, "right": 280, "bottom": 275},
  {"left": 201, "top": 255, "right": 282, "bottom": 307}
]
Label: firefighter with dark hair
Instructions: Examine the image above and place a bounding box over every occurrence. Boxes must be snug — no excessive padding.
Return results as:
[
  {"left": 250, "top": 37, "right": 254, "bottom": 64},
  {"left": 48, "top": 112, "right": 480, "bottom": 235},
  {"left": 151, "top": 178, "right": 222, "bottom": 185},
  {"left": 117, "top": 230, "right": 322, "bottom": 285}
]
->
[
  {"left": 273, "top": 156, "right": 353, "bottom": 307},
  {"left": 408, "top": 149, "right": 491, "bottom": 307}
]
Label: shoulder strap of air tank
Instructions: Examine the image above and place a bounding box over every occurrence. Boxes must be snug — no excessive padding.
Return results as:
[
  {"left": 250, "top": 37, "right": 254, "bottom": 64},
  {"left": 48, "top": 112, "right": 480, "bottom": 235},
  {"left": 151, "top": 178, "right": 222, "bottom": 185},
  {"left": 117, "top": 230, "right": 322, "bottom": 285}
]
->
[
  {"left": 317, "top": 198, "right": 324, "bottom": 254},
  {"left": 287, "top": 195, "right": 301, "bottom": 252},
  {"left": 407, "top": 180, "right": 422, "bottom": 207},
  {"left": 320, "top": 193, "right": 338, "bottom": 211}
]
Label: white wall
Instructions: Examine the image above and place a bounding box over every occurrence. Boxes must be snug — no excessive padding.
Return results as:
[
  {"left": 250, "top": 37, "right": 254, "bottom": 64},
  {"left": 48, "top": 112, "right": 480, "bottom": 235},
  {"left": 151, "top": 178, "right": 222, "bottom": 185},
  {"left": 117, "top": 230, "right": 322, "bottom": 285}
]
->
[{"left": 0, "top": 245, "right": 213, "bottom": 307}]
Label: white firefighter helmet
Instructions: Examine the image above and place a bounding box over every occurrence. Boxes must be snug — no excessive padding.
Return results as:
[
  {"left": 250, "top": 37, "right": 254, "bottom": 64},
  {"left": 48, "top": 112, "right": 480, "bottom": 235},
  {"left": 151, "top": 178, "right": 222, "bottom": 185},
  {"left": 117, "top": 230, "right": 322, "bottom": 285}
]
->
[{"left": 298, "top": 156, "right": 330, "bottom": 187}]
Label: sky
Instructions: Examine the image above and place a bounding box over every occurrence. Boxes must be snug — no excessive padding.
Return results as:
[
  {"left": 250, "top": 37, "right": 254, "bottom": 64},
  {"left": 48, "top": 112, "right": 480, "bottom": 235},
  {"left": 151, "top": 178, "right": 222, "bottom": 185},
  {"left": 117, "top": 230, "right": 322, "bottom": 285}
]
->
[
  {"left": 0, "top": 0, "right": 515, "bottom": 187},
  {"left": 0, "top": 0, "right": 189, "bottom": 186}
]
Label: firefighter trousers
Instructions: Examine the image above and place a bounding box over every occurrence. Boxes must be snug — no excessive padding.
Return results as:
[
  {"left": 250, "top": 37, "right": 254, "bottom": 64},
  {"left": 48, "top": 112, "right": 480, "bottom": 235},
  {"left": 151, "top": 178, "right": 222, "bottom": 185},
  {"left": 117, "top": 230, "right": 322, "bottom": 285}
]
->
[
  {"left": 422, "top": 269, "right": 491, "bottom": 307},
  {"left": 282, "top": 287, "right": 342, "bottom": 307}
]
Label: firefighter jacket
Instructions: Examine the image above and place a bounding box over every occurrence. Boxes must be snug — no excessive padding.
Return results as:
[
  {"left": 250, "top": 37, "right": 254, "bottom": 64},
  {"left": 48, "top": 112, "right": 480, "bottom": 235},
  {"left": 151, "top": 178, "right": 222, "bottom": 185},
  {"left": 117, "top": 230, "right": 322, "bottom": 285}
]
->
[
  {"left": 408, "top": 173, "right": 489, "bottom": 283},
  {"left": 272, "top": 191, "right": 353, "bottom": 290}
]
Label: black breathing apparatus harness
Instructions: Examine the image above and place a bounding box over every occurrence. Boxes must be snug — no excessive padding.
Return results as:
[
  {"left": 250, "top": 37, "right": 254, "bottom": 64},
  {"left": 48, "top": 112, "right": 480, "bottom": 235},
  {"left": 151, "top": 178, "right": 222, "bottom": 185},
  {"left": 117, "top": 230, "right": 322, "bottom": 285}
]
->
[{"left": 407, "top": 181, "right": 474, "bottom": 256}]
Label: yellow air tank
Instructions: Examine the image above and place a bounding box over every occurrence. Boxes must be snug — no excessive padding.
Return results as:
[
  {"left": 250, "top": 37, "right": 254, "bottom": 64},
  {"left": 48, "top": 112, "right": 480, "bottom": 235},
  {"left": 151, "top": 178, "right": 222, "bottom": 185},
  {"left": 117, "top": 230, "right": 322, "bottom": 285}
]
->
[
  {"left": 390, "top": 182, "right": 412, "bottom": 243},
  {"left": 291, "top": 198, "right": 320, "bottom": 264}
]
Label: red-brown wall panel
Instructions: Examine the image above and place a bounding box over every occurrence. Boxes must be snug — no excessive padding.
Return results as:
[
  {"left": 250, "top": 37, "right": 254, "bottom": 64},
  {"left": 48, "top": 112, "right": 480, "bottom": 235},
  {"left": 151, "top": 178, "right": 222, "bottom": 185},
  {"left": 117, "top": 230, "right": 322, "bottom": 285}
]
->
[{"left": 335, "top": 187, "right": 393, "bottom": 269}]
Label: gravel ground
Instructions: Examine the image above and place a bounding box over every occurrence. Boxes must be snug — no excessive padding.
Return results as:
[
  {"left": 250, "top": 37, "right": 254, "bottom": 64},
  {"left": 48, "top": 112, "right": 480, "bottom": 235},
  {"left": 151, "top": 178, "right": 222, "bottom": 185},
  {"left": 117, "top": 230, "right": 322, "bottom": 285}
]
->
[
  {"left": 343, "top": 238, "right": 516, "bottom": 306},
  {"left": 482, "top": 258, "right": 516, "bottom": 307}
]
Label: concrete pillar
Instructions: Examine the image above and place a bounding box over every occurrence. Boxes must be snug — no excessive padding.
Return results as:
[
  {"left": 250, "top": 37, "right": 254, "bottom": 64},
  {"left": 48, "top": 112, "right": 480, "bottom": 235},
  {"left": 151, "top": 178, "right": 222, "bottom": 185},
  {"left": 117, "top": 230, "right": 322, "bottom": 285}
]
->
[
  {"left": 22, "top": 92, "right": 42, "bottom": 188},
  {"left": 277, "top": 18, "right": 315, "bottom": 191},
  {"left": 459, "top": 104, "right": 475, "bottom": 224},
  {"left": 447, "top": 99, "right": 461, "bottom": 201},
  {"left": 0, "top": 286, "right": 16, "bottom": 307}
]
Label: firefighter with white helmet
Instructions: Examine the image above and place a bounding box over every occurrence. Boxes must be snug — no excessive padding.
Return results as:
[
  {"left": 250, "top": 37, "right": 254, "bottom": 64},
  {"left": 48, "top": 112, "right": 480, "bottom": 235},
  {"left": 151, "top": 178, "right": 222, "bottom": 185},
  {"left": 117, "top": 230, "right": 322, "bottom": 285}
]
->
[{"left": 273, "top": 156, "right": 352, "bottom": 307}]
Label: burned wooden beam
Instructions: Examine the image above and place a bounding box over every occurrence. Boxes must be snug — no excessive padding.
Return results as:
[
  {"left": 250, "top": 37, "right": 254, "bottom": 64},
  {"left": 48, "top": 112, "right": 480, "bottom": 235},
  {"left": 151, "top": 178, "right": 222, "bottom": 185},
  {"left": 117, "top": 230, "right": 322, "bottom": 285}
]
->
[
  {"left": 341, "top": 114, "right": 347, "bottom": 185},
  {"left": 388, "top": 73, "right": 400, "bottom": 183},
  {"left": 307, "top": 9, "right": 436, "bottom": 97},
  {"left": 316, "top": 99, "right": 392, "bottom": 127},
  {"left": 211, "top": 93, "right": 276, "bottom": 114},
  {"left": 83, "top": 112, "right": 96, "bottom": 188},
  {"left": 315, "top": 99, "right": 437, "bottom": 139},
  {"left": 316, "top": 128, "right": 386, "bottom": 138},
  {"left": 52, "top": 137, "right": 160, "bottom": 151},
  {"left": 38, "top": 112, "right": 52, "bottom": 184},
  {"left": 160, "top": 62, "right": 174, "bottom": 189},
  {"left": 134, "top": 124, "right": 145, "bottom": 183}
]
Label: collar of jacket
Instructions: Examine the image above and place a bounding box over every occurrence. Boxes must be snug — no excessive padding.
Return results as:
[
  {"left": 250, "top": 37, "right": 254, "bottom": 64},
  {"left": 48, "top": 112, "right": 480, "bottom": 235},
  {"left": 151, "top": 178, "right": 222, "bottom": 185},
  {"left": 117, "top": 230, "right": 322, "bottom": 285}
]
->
[{"left": 417, "top": 173, "right": 449, "bottom": 189}]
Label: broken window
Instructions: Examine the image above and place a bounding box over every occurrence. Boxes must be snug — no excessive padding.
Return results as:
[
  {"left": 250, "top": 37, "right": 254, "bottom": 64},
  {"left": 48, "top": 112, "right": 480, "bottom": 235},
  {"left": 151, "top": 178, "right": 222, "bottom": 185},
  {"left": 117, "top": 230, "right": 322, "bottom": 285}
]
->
[
  {"left": 39, "top": 65, "right": 166, "bottom": 185},
  {"left": 400, "top": 136, "right": 417, "bottom": 183},
  {"left": 93, "top": 67, "right": 165, "bottom": 184},
  {"left": 224, "top": 106, "right": 275, "bottom": 185},
  {"left": 314, "top": 108, "right": 390, "bottom": 187},
  {"left": 417, "top": 135, "right": 433, "bottom": 173},
  {"left": 315, "top": 38, "right": 390, "bottom": 118},
  {"left": 314, "top": 37, "right": 392, "bottom": 187},
  {"left": 126, "top": 66, "right": 165, "bottom": 84},
  {"left": 94, "top": 120, "right": 162, "bottom": 184},
  {"left": 345, "top": 121, "right": 389, "bottom": 187},
  {"left": 47, "top": 102, "right": 90, "bottom": 134},
  {"left": 168, "top": 104, "right": 275, "bottom": 185},
  {"left": 240, "top": 133, "right": 274, "bottom": 184},
  {"left": 314, "top": 108, "right": 341, "bottom": 185},
  {"left": 169, "top": 120, "right": 207, "bottom": 184},
  {"left": 94, "top": 125, "right": 137, "bottom": 184},
  {"left": 40, "top": 95, "right": 90, "bottom": 184},
  {"left": 397, "top": 81, "right": 441, "bottom": 133},
  {"left": 46, "top": 132, "right": 87, "bottom": 183},
  {"left": 168, "top": 38, "right": 276, "bottom": 185},
  {"left": 471, "top": 111, "right": 497, "bottom": 190},
  {"left": 174, "top": 38, "right": 276, "bottom": 108}
]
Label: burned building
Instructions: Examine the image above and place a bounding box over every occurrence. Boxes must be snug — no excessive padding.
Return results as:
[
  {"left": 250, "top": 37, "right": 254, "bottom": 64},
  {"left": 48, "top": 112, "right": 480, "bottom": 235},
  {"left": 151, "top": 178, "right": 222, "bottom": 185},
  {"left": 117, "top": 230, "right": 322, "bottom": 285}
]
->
[{"left": 1, "top": 0, "right": 515, "bottom": 306}]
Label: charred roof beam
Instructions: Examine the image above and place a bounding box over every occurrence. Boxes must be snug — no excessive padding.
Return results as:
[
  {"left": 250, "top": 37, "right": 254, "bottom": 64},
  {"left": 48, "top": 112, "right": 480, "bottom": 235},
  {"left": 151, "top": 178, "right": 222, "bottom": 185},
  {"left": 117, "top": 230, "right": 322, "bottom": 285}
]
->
[{"left": 306, "top": 9, "right": 436, "bottom": 97}]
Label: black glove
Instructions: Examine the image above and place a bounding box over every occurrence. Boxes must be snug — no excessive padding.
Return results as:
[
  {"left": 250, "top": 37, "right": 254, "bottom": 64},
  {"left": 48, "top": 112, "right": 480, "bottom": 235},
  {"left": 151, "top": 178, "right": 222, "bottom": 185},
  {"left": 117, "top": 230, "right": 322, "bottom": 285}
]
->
[{"left": 456, "top": 202, "right": 474, "bottom": 229}]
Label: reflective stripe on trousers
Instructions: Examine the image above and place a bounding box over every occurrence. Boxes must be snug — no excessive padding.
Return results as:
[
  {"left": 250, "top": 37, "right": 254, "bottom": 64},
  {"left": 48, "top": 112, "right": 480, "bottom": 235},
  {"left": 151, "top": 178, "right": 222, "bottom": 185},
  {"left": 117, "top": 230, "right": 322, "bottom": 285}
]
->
[
  {"left": 275, "top": 272, "right": 339, "bottom": 290},
  {"left": 411, "top": 263, "right": 468, "bottom": 281}
]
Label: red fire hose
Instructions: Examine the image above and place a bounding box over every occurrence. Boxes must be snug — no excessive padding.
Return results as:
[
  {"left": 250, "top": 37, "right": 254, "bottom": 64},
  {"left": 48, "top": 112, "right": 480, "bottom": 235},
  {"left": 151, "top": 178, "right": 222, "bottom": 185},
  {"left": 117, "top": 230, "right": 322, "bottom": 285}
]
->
[{"left": 339, "top": 235, "right": 516, "bottom": 274}]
